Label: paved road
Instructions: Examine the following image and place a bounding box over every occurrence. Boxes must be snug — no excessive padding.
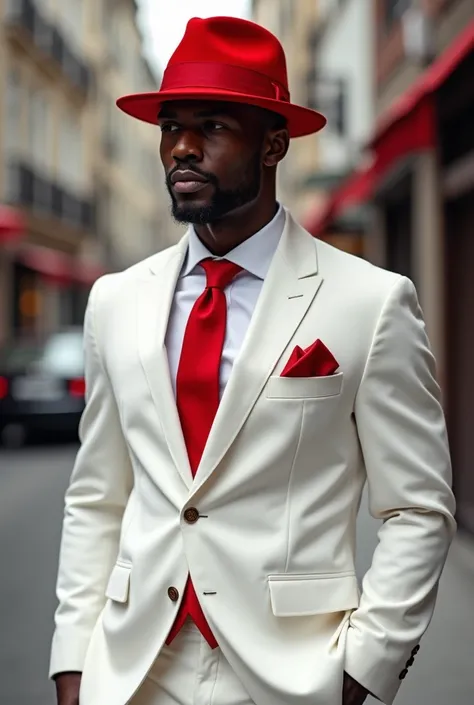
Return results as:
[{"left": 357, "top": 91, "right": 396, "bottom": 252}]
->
[
  {"left": 0, "top": 445, "right": 472, "bottom": 705},
  {"left": 0, "top": 444, "right": 75, "bottom": 705}
]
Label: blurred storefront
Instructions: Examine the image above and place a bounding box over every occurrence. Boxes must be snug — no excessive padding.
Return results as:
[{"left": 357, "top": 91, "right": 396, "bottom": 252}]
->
[
  {"left": 0, "top": 0, "right": 181, "bottom": 346},
  {"left": 439, "top": 36, "right": 474, "bottom": 537},
  {"left": 0, "top": 0, "right": 100, "bottom": 343},
  {"left": 371, "top": 0, "right": 474, "bottom": 536},
  {"left": 298, "top": 0, "right": 474, "bottom": 535}
]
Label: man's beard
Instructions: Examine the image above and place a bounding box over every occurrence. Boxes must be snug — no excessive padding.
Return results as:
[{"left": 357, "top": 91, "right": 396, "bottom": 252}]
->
[{"left": 166, "top": 154, "right": 261, "bottom": 225}]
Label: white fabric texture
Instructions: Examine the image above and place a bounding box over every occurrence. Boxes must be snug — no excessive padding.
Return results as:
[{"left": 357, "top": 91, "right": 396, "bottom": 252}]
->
[
  {"left": 50, "top": 209, "right": 456, "bottom": 705},
  {"left": 131, "top": 621, "right": 253, "bottom": 705}
]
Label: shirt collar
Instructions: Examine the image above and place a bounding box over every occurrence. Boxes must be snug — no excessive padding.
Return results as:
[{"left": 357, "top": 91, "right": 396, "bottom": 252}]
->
[{"left": 181, "top": 204, "right": 286, "bottom": 280}]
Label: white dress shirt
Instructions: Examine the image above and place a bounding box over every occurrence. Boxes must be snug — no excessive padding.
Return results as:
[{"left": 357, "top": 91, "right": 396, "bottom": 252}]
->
[{"left": 166, "top": 205, "right": 285, "bottom": 397}]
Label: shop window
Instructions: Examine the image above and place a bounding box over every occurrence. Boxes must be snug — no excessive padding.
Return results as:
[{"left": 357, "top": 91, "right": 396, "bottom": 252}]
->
[{"left": 12, "top": 263, "right": 42, "bottom": 338}]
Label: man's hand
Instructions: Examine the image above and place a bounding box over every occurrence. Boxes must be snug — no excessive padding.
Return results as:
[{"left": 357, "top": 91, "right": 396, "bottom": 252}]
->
[
  {"left": 343, "top": 672, "right": 369, "bottom": 705},
  {"left": 55, "top": 672, "right": 82, "bottom": 705}
]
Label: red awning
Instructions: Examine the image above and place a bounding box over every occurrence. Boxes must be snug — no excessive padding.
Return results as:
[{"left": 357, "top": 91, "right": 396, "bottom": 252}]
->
[
  {"left": 330, "top": 164, "right": 374, "bottom": 211},
  {"left": 73, "top": 261, "right": 106, "bottom": 287},
  {"left": 373, "top": 96, "right": 436, "bottom": 179},
  {"left": 303, "top": 200, "right": 333, "bottom": 236},
  {"left": 0, "top": 206, "right": 25, "bottom": 243},
  {"left": 304, "top": 164, "right": 374, "bottom": 236},
  {"left": 305, "top": 22, "right": 474, "bottom": 236},
  {"left": 371, "top": 20, "right": 474, "bottom": 178},
  {"left": 19, "top": 245, "right": 73, "bottom": 287}
]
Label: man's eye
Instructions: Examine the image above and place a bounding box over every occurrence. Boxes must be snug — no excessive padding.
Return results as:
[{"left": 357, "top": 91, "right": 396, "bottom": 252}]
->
[
  {"left": 204, "top": 121, "right": 225, "bottom": 131},
  {"left": 160, "top": 123, "right": 179, "bottom": 133}
]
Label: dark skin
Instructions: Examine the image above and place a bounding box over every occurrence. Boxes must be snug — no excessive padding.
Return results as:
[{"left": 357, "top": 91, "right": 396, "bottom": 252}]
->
[
  {"left": 159, "top": 99, "right": 289, "bottom": 255},
  {"left": 54, "top": 99, "right": 369, "bottom": 705}
]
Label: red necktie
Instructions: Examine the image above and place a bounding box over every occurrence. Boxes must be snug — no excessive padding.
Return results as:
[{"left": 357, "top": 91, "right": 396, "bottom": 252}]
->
[{"left": 166, "top": 258, "right": 242, "bottom": 648}]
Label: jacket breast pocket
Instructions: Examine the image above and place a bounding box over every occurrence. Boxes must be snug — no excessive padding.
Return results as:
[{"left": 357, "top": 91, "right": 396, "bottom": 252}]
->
[
  {"left": 267, "top": 572, "right": 359, "bottom": 617},
  {"left": 266, "top": 372, "right": 343, "bottom": 400},
  {"left": 105, "top": 560, "right": 132, "bottom": 603}
]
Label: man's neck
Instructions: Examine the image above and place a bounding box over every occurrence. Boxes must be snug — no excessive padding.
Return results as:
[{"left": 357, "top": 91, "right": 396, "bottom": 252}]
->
[{"left": 194, "top": 201, "right": 279, "bottom": 257}]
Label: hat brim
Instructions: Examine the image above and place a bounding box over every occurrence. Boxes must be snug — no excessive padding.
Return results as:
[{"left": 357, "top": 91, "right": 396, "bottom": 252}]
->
[{"left": 116, "top": 88, "right": 326, "bottom": 138}]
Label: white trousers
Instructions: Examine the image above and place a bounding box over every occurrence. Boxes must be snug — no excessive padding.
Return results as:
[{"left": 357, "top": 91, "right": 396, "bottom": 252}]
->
[{"left": 131, "top": 621, "right": 254, "bottom": 705}]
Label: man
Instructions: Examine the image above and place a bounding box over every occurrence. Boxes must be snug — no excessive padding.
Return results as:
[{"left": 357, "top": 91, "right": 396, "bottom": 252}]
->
[{"left": 50, "top": 16, "right": 456, "bottom": 705}]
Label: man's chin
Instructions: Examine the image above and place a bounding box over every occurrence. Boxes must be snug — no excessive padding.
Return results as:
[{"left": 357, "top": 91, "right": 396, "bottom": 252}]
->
[{"left": 171, "top": 203, "right": 219, "bottom": 226}]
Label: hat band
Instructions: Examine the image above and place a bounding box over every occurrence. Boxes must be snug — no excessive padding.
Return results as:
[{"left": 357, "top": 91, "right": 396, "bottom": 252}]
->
[{"left": 161, "top": 62, "right": 290, "bottom": 103}]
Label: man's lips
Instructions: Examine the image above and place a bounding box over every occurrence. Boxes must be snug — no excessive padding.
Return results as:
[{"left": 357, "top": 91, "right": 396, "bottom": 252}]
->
[
  {"left": 170, "top": 169, "right": 210, "bottom": 194},
  {"left": 173, "top": 180, "right": 209, "bottom": 194}
]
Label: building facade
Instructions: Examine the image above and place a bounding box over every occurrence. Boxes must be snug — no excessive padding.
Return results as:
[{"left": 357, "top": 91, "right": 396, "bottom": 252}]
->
[
  {"left": 252, "top": 0, "right": 376, "bottom": 257},
  {"left": 251, "top": 0, "right": 324, "bottom": 219},
  {"left": 371, "top": 0, "right": 474, "bottom": 535},
  {"left": 254, "top": 0, "right": 474, "bottom": 535},
  {"left": 93, "top": 0, "right": 182, "bottom": 274},
  {"left": 0, "top": 0, "right": 180, "bottom": 345}
]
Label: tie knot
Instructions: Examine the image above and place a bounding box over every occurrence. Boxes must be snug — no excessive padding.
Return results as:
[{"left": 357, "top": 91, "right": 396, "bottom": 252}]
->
[{"left": 201, "top": 258, "right": 242, "bottom": 289}]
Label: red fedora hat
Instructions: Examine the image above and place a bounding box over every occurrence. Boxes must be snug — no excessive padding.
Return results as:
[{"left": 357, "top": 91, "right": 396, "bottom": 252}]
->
[{"left": 116, "top": 16, "right": 326, "bottom": 138}]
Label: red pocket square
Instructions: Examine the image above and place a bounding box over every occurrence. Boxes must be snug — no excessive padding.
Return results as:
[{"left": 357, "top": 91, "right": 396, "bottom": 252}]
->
[{"left": 281, "top": 340, "right": 339, "bottom": 378}]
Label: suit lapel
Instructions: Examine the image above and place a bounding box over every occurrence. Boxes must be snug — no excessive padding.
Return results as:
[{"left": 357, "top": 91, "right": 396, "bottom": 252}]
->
[
  {"left": 191, "top": 213, "right": 323, "bottom": 494},
  {"left": 137, "top": 234, "right": 194, "bottom": 490}
]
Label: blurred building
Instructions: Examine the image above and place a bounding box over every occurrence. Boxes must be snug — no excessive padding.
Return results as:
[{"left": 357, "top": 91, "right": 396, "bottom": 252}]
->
[
  {"left": 93, "top": 0, "right": 182, "bottom": 274},
  {"left": 369, "top": 0, "right": 474, "bottom": 535},
  {"left": 252, "top": 0, "right": 323, "bottom": 220},
  {"left": 252, "top": 0, "right": 375, "bottom": 257},
  {"left": 0, "top": 0, "right": 180, "bottom": 345}
]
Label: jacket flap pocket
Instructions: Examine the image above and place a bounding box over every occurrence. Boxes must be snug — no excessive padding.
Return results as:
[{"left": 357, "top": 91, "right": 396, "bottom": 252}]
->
[
  {"left": 105, "top": 562, "right": 131, "bottom": 603},
  {"left": 268, "top": 573, "right": 359, "bottom": 616},
  {"left": 266, "top": 372, "right": 343, "bottom": 399}
]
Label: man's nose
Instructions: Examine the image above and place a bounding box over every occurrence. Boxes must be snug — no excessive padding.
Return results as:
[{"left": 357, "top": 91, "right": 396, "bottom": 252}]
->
[{"left": 171, "top": 130, "right": 203, "bottom": 162}]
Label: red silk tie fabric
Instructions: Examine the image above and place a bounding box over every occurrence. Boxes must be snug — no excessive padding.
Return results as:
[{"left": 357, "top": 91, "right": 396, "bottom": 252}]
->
[{"left": 166, "top": 258, "right": 242, "bottom": 648}]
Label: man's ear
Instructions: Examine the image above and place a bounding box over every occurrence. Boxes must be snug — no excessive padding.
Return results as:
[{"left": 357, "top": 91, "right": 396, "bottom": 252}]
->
[{"left": 263, "top": 128, "right": 290, "bottom": 167}]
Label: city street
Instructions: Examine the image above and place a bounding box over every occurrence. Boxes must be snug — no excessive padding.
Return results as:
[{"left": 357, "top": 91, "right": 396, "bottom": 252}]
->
[{"left": 0, "top": 445, "right": 473, "bottom": 705}]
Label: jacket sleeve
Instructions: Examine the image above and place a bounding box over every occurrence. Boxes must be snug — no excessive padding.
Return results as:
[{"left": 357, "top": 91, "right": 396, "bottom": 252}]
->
[
  {"left": 49, "top": 277, "right": 134, "bottom": 677},
  {"left": 344, "top": 276, "right": 456, "bottom": 704}
]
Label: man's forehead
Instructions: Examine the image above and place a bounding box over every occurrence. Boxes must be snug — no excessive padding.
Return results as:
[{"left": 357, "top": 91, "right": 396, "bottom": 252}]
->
[{"left": 158, "top": 100, "right": 255, "bottom": 119}]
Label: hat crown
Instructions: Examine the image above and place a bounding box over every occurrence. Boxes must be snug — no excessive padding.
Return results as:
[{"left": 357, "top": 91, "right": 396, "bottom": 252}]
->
[
  {"left": 116, "top": 16, "right": 326, "bottom": 139},
  {"left": 166, "top": 16, "right": 289, "bottom": 91}
]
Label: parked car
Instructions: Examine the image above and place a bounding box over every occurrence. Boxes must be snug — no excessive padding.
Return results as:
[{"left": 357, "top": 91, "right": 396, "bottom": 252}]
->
[{"left": 0, "top": 328, "right": 85, "bottom": 447}]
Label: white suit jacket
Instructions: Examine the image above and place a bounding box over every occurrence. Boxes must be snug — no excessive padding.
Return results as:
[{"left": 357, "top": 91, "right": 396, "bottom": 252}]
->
[{"left": 50, "top": 210, "right": 456, "bottom": 705}]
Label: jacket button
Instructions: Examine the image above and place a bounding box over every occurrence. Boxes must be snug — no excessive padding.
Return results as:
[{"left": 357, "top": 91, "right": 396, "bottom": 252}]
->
[
  {"left": 406, "top": 656, "right": 415, "bottom": 668},
  {"left": 167, "top": 587, "right": 179, "bottom": 602},
  {"left": 184, "top": 507, "right": 200, "bottom": 524},
  {"left": 412, "top": 645, "right": 420, "bottom": 655},
  {"left": 399, "top": 669, "right": 408, "bottom": 680}
]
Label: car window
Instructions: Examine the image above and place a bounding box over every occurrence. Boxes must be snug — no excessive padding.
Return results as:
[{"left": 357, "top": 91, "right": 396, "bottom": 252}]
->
[{"left": 40, "top": 332, "right": 84, "bottom": 376}]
